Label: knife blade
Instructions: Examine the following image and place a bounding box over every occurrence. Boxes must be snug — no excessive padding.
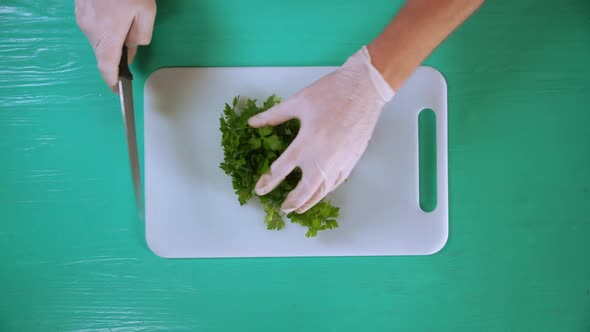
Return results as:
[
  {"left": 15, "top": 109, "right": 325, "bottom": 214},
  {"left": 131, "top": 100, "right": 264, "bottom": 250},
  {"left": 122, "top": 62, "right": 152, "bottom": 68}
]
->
[{"left": 118, "top": 46, "right": 143, "bottom": 219}]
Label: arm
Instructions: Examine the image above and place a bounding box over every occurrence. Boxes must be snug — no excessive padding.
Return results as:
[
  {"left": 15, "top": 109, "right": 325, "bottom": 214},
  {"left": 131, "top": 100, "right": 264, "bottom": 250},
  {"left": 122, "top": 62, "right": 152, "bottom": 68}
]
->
[{"left": 369, "top": 0, "right": 484, "bottom": 90}]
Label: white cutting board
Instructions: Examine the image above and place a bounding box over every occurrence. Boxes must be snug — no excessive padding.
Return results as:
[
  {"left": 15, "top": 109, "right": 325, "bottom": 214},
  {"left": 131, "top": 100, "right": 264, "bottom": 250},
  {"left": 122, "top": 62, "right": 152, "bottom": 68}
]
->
[{"left": 144, "top": 66, "right": 448, "bottom": 258}]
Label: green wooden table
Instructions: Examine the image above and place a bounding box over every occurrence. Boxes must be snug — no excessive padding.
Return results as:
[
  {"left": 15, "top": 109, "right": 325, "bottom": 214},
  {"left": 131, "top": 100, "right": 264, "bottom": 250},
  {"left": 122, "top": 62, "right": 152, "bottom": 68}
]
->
[{"left": 1, "top": 1, "right": 589, "bottom": 331}]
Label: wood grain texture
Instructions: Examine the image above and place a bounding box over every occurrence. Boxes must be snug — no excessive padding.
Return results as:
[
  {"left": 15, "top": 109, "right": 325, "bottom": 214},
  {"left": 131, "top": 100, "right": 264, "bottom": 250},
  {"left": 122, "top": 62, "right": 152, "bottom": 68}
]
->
[{"left": 1, "top": 0, "right": 589, "bottom": 331}]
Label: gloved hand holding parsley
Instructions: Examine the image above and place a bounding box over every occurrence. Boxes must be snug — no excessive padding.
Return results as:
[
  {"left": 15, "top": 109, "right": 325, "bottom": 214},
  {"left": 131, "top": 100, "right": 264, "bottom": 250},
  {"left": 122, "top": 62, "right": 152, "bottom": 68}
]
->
[
  {"left": 220, "top": 96, "right": 340, "bottom": 237},
  {"left": 248, "top": 46, "right": 394, "bottom": 215},
  {"left": 247, "top": 0, "right": 484, "bottom": 219},
  {"left": 221, "top": 0, "right": 483, "bottom": 236}
]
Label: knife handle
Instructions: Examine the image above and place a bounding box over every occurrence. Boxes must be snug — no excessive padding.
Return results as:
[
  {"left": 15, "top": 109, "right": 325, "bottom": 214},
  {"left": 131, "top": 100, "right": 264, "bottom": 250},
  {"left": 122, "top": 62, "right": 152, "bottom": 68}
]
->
[{"left": 119, "top": 45, "right": 133, "bottom": 80}]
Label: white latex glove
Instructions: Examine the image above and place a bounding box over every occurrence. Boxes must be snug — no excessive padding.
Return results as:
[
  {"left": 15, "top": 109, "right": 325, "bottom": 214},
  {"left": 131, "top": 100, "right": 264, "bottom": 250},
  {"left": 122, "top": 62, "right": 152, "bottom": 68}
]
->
[
  {"left": 248, "top": 46, "right": 395, "bottom": 214},
  {"left": 75, "top": 0, "right": 156, "bottom": 91}
]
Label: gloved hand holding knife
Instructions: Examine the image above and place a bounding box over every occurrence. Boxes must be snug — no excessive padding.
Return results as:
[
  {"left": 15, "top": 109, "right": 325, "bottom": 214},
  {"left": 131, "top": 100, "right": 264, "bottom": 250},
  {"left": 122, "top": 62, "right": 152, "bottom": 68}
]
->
[
  {"left": 75, "top": 0, "right": 154, "bottom": 216},
  {"left": 75, "top": 0, "right": 156, "bottom": 93}
]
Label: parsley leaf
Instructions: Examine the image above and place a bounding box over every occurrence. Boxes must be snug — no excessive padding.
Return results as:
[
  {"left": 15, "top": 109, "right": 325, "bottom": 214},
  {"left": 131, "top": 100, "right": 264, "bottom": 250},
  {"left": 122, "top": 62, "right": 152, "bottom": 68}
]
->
[
  {"left": 263, "top": 134, "right": 283, "bottom": 151},
  {"left": 219, "top": 95, "right": 341, "bottom": 237}
]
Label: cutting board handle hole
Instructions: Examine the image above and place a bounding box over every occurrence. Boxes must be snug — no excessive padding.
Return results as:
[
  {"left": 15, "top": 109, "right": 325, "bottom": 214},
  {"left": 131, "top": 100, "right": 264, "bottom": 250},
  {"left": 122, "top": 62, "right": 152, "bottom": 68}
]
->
[{"left": 418, "top": 108, "right": 437, "bottom": 213}]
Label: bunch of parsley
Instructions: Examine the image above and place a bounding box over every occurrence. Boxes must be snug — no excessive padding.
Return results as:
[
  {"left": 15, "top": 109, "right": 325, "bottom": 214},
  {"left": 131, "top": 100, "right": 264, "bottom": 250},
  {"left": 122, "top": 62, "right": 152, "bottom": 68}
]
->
[{"left": 219, "top": 95, "right": 340, "bottom": 237}]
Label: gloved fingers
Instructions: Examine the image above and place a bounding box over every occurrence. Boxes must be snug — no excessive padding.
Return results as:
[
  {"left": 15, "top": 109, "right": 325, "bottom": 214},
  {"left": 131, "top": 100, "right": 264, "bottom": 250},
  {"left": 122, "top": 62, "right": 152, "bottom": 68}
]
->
[
  {"left": 331, "top": 168, "right": 348, "bottom": 191},
  {"left": 294, "top": 181, "right": 328, "bottom": 214},
  {"left": 94, "top": 33, "right": 126, "bottom": 91},
  {"left": 74, "top": 0, "right": 94, "bottom": 34},
  {"left": 75, "top": 0, "right": 157, "bottom": 93},
  {"left": 248, "top": 98, "right": 297, "bottom": 128},
  {"left": 281, "top": 173, "right": 324, "bottom": 213},
  {"left": 126, "top": 5, "right": 156, "bottom": 47},
  {"left": 127, "top": 46, "right": 138, "bottom": 64},
  {"left": 295, "top": 167, "right": 348, "bottom": 214},
  {"left": 124, "top": 6, "right": 155, "bottom": 65},
  {"left": 254, "top": 142, "right": 301, "bottom": 196}
]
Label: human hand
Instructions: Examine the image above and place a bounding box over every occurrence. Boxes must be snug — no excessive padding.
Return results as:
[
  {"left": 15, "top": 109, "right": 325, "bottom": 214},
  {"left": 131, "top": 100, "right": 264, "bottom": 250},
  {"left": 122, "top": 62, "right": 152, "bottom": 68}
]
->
[
  {"left": 248, "top": 46, "right": 395, "bottom": 214},
  {"left": 75, "top": 0, "right": 156, "bottom": 92}
]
